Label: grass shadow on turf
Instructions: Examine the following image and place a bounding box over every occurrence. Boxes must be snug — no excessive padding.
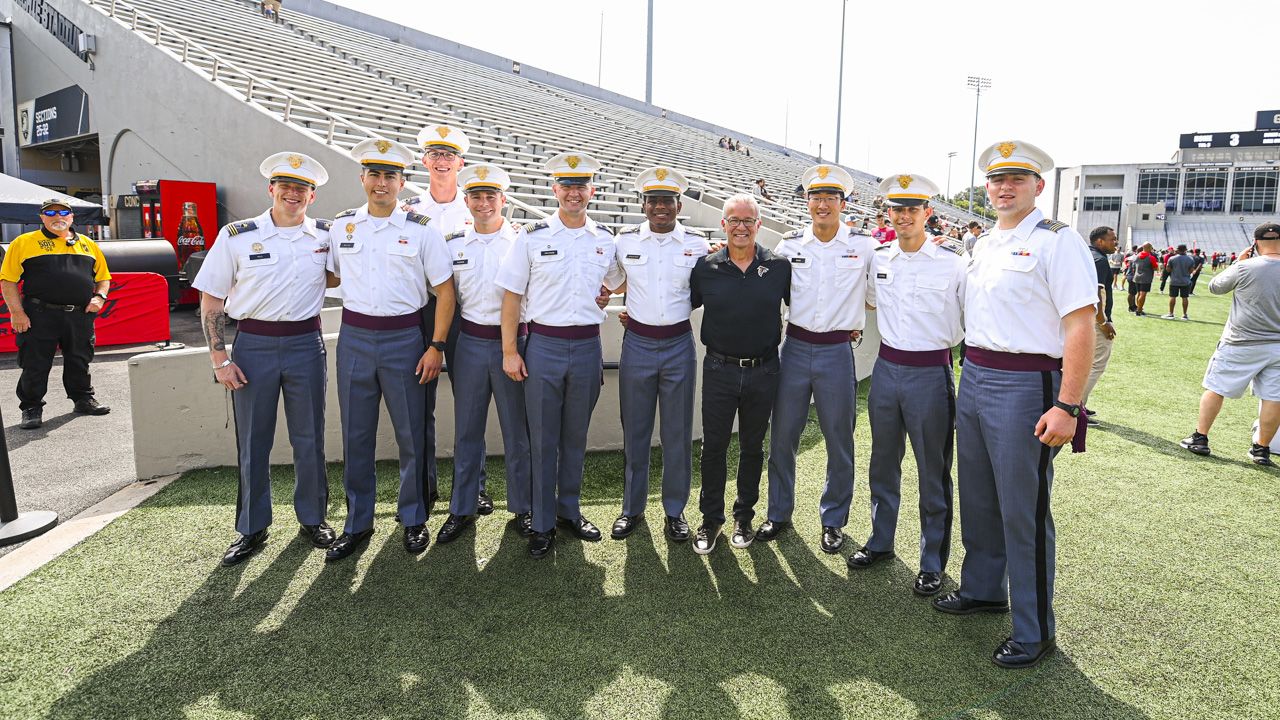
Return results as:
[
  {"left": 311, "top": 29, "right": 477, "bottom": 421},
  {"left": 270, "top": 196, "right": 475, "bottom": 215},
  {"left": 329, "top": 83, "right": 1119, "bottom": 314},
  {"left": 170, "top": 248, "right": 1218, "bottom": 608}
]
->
[{"left": 43, "top": 473, "right": 1153, "bottom": 720}]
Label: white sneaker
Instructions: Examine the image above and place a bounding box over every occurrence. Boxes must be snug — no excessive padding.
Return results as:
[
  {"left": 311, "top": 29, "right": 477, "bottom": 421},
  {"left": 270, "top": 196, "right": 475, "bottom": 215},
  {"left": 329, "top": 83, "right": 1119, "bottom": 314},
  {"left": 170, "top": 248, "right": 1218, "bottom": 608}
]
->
[
  {"left": 1161, "top": 313, "right": 1175, "bottom": 319},
  {"left": 1182, "top": 315, "right": 1190, "bottom": 321}
]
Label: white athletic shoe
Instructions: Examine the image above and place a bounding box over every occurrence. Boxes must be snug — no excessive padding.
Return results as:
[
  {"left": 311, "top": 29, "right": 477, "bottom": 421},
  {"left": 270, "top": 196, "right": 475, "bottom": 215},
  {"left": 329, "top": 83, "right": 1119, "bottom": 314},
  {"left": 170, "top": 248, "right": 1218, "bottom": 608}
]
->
[{"left": 1161, "top": 313, "right": 1175, "bottom": 319}]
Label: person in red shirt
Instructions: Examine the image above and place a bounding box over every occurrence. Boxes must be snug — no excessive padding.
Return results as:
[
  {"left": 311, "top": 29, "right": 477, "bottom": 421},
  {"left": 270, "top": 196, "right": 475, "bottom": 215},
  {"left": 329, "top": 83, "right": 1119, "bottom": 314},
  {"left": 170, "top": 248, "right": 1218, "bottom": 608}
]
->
[
  {"left": 1130, "top": 244, "right": 1159, "bottom": 316},
  {"left": 871, "top": 214, "right": 897, "bottom": 244}
]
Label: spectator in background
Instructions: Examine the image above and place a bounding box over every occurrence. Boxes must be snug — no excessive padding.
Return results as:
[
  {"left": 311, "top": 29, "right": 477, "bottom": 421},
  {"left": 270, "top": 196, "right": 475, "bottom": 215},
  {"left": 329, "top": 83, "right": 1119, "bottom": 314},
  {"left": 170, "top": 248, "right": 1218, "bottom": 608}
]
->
[
  {"left": 752, "top": 178, "right": 774, "bottom": 203},
  {"left": 1108, "top": 246, "right": 1123, "bottom": 287},
  {"left": 1123, "top": 250, "right": 1137, "bottom": 311},
  {"left": 1180, "top": 222, "right": 1280, "bottom": 466},
  {"left": 1188, "top": 249, "right": 1206, "bottom": 294},
  {"left": 871, "top": 214, "right": 896, "bottom": 244},
  {"left": 962, "top": 221, "right": 983, "bottom": 253},
  {"left": 1163, "top": 244, "right": 1197, "bottom": 320},
  {"left": 1083, "top": 227, "right": 1119, "bottom": 427},
  {"left": 1130, "top": 243, "right": 1159, "bottom": 316},
  {"left": 925, "top": 215, "right": 944, "bottom": 237},
  {"left": 261, "top": 0, "right": 281, "bottom": 23}
]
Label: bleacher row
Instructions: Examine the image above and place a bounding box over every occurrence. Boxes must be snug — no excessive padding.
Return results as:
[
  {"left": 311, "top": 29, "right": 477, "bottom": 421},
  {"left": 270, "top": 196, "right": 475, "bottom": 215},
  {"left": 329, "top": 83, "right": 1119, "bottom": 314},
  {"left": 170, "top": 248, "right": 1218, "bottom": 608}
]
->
[
  {"left": 1133, "top": 220, "right": 1254, "bottom": 255},
  {"left": 86, "top": 0, "right": 983, "bottom": 237}
]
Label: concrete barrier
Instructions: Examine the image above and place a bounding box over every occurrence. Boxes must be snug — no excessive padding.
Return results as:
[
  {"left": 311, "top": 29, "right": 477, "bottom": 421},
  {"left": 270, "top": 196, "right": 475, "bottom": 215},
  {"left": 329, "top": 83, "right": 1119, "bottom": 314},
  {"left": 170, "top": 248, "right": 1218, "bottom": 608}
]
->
[{"left": 129, "top": 305, "right": 881, "bottom": 479}]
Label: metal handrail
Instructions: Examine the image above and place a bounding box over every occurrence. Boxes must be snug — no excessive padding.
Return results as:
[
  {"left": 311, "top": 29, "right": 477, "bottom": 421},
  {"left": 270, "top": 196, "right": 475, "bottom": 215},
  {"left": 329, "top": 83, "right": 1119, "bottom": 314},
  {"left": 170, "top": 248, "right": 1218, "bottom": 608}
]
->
[{"left": 86, "top": 0, "right": 381, "bottom": 150}]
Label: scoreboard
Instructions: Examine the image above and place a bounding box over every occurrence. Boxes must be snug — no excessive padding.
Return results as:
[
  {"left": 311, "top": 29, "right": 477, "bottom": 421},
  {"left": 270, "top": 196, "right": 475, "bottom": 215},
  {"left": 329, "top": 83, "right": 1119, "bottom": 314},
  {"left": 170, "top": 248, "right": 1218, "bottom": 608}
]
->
[{"left": 1179, "top": 130, "right": 1280, "bottom": 149}]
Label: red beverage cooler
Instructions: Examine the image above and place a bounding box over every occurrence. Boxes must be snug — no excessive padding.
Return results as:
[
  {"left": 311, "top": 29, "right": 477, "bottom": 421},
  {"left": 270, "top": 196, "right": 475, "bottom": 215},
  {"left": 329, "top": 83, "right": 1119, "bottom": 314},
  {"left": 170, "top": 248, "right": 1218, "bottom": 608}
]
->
[{"left": 133, "top": 179, "right": 218, "bottom": 305}]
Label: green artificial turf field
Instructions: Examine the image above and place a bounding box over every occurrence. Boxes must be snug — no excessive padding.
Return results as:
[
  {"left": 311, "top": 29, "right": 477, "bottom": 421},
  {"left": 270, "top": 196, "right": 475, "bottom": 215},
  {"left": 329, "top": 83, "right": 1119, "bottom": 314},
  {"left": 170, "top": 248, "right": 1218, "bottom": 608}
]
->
[{"left": 1, "top": 276, "right": 1276, "bottom": 719}]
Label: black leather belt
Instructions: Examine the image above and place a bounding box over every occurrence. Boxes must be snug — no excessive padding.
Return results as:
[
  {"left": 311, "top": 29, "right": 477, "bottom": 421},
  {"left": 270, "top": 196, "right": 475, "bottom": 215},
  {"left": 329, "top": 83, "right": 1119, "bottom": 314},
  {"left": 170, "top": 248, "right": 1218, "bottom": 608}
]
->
[
  {"left": 26, "top": 297, "right": 84, "bottom": 312},
  {"left": 706, "top": 349, "right": 772, "bottom": 368}
]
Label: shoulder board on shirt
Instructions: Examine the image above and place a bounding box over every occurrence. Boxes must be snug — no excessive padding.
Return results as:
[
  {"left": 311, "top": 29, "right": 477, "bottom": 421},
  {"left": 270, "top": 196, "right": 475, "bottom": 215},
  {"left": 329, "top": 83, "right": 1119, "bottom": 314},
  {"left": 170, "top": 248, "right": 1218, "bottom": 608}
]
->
[
  {"left": 874, "top": 242, "right": 891, "bottom": 251},
  {"left": 781, "top": 229, "right": 803, "bottom": 240},
  {"left": 445, "top": 229, "right": 467, "bottom": 241},
  {"left": 523, "top": 221, "right": 550, "bottom": 233},
  {"left": 617, "top": 225, "right": 640, "bottom": 235},
  {"left": 406, "top": 212, "right": 431, "bottom": 226},
  {"left": 403, "top": 196, "right": 421, "bottom": 206},
  {"left": 936, "top": 237, "right": 965, "bottom": 256},
  {"left": 314, "top": 219, "right": 332, "bottom": 231},
  {"left": 226, "top": 220, "right": 258, "bottom": 236},
  {"left": 334, "top": 208, "right": 357, "bottom": 219},
  {"left": 1036, "top": 219, "right": 1069, "bottom": 233}
]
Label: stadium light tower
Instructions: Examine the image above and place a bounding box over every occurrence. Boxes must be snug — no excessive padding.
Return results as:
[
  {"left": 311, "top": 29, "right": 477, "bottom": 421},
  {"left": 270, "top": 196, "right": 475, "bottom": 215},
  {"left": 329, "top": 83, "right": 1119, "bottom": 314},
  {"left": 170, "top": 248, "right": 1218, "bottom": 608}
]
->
[
  {"left": 967, "top": 76, "right": 991, "bottom": 214},
  {"left": 946, "top": 151, "right": 957, "bottom": 199},
  {"left": 645, "top": 0, "right": 654, "bottom": 104},
  {"left": 834, "top": 0, "right": 847, "bottom": 164}
]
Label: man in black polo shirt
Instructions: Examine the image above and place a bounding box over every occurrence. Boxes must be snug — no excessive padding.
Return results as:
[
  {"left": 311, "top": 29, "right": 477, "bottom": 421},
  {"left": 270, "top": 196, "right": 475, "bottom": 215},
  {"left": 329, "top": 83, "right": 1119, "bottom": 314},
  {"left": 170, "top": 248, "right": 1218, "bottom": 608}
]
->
[
  {"left": 1, "top": 199, "right": 112, "bottom": 429},
  {"left": 689, "top": 194, "right": 790, "bottom": 555}
]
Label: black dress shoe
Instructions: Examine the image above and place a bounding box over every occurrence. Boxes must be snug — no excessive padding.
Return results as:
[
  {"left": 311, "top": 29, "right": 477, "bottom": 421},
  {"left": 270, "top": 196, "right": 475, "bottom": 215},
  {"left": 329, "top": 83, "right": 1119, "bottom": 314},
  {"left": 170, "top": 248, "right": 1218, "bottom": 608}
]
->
[
  {"left": 403, "top": 523, "right": 430, "bottom": 554},
  {"left": 664, "top": 514, "right": 691, "bottom": 542},
  {"left": 931, "top": 590, "right": 1009, "bottom": 615},
  {"left": 299, "top": 522, "right": 337, "bottom": 548},
  {"left": 611, "top": 514, "right": 642, "bottom": 540},
  {"left": 847, "top": 545, "right": 895, "bottom": 568},
  {"left": 73, "top": 397, "right": 111, "bottom": 415},
  {"left": 755, "top": 520, "right": 791, "bottom": 542},
  {"left": 529, "top": 529, "right": 556, "bottom": 559},
  {"left": 511, "top": 512, "right": 535, "bottom": 537},
  {"left": 557, "top": 515, "right": 602, "bottom": 541},
  {"left": 820, "top": 526, "right": 845, "bottom": 554},
  {"left": 325, "top": 529, "right": 374, "bottom": 562},
  {"left": 19, "top": 408, "right": 42, "bottom": 429},
  {"left": 436, "top": 514, "right": 474, "bottom": 544},
  {"left": 477, "top": 492, "right": 495, "bottom": 516},
  {"left": 222, "top": 529, "right": 268, "bottom": 566},
  {"left": 913, "top": 571, "right": 943, "bottom": 596},
  {"left": 992, "top": 637, "right": 1056, "bottom": 669}
]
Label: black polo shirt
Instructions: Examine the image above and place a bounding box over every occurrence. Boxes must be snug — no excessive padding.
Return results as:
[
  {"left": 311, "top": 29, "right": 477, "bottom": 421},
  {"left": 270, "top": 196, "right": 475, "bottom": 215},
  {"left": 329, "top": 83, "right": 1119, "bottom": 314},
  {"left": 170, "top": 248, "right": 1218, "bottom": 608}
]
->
[
  {"left": 690, "top": 244, "right": 791, "bottom": 358},
  {"left": 1090, "top": 245, "right": 1112, "bottom": 321}
]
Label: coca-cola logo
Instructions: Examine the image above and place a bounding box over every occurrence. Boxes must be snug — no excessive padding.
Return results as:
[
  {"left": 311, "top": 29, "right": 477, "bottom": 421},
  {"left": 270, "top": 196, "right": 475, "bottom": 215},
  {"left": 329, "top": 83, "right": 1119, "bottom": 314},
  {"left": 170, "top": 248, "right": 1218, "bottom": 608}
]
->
[{"left": 177, "top": 236, "right": 204, "bottom": 246}]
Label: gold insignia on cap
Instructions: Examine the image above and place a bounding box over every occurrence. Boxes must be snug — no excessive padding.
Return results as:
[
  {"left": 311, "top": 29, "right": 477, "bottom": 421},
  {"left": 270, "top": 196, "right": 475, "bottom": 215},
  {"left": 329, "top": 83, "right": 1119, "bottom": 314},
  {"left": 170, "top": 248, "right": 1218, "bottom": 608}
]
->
[
  {"left": 998, "top": 142, "right": 1016, "bottom": 159},
  {"left": 476, "top": 167, "right": 489, "bottom": 180},
  {"left": 287, "top": 154, "right": 303, "bottom": 169},
  {"left": 898, "top": 175, "right": 913, "bottom": 189},
  {"left": 252, "top": 242, "right": 264, "bottom": 252},
  {"left": 655, "top": 168, "right": 669, "bottom": 182},
  {"left": 375, "top": 139, "right": 391, "bottom": 154},
  {"left": 817, "top": 166, "right": 830, "bottom": 179},
  {"left": 435, "top": 126, "right": 450, "bottom": 138},
  {"left": 345, "top": 223, "right": 355, "bottom": 234},
  {"left": 566, "top": 156, "right": 581, "bottom": 170}
]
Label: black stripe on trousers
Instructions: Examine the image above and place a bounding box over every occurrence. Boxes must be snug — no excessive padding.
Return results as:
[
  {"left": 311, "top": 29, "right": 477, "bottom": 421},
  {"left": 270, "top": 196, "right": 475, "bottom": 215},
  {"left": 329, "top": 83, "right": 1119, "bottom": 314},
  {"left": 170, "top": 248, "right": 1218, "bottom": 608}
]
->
[
  {"left": 939, "top": 364, "right": 956, "bottom": 572},
  {"left": 1036, "top": 371, "right": 1054, "bottom": 643},
  {"left": 231, "top": 390, "right": 245, "bottom": 530}
]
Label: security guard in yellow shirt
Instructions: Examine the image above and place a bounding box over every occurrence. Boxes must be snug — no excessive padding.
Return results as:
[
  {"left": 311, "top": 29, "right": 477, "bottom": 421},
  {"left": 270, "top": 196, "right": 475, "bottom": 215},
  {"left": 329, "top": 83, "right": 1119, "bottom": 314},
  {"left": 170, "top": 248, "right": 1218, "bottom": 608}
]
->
[{"left": 1, "top": 198, "right": 112, "bottom": 429}]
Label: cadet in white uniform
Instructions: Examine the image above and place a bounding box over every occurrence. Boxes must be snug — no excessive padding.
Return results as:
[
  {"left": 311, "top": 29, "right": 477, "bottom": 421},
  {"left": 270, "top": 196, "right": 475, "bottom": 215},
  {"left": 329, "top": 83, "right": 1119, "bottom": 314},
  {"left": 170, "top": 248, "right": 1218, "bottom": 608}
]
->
[
  {"left": 759, "top": 165, "right": 876, "bottom": 554},
  {"left": 849, "top": 173, "right": 966, "bottom": 599},
  {"left": 496, "top": 152, "right": 623, "bottom": 559},
  {"left": 325, "top": 138, "right": 457, "bottom": 562},
  {"left": 194, "top": 152, "right": 336, "bottom": 566},
  {"left": 932, "top": 141, "right": 1096, "bottom": 670},
  {"left": 404, "top": 124, "right": 473, "bottom": 516},
  {"left": 605, "top": 166, "right": 708, "bottom": 543},
  {"left": 436, "top": 164, "right": 535, "bottom": 544}
]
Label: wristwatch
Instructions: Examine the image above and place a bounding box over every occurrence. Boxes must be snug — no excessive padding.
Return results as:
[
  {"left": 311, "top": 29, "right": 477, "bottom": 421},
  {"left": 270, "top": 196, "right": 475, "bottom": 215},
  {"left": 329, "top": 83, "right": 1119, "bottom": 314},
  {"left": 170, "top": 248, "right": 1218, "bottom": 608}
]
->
[
  {"left": 1052, "top": 400, "right": 1081, "bottom": 417},
  {"left": 213, "top": 358, "right": 233, "bottom": 370},
  {"left": 92, "top": 292, "right": 108, "bottom": 301},
  {"left": 429, "top": 340, "right": 447, "bottom": 352}
]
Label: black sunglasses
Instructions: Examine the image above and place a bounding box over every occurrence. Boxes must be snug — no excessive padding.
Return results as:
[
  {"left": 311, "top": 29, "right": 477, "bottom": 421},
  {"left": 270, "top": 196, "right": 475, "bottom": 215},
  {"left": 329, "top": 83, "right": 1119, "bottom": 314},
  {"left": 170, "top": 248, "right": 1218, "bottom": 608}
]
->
[{"left": 41, "top": 209, "right": 73, "bottom": 217}]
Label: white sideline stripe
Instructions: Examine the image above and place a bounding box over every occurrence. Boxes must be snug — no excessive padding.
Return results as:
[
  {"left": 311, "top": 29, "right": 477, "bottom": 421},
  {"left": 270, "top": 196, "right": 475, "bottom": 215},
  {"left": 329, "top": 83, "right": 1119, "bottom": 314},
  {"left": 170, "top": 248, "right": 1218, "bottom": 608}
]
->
[{"left": 0, "top": 475, "right": 179, "bottom": 593}]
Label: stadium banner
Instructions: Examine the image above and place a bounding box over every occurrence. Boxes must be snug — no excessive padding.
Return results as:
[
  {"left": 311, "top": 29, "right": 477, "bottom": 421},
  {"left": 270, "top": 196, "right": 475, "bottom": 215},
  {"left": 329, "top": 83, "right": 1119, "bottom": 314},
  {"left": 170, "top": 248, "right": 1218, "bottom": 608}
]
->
[
  {"left": 1257, "top": 110, "right": 1280, "bottom": 131},
  {"left": 17, "top": 85, "right": 90, "bottom": 147},
  {"left": 0, "top": 272, "right": 170, "bottom": 352}
]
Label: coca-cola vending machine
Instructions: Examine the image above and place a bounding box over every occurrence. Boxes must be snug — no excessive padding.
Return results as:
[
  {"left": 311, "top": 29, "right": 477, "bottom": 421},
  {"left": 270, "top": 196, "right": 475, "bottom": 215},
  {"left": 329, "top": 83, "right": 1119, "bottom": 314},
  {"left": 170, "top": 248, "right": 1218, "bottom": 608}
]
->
[{"left": 133, "top": 179, "right": 218, "bottom": 305}]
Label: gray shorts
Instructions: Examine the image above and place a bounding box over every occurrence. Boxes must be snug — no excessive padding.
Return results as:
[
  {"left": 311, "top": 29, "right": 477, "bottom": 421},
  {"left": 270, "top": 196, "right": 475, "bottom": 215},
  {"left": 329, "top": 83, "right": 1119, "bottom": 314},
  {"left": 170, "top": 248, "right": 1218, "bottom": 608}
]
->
[{"left": 1202, "top": 341, "right": 1280, "bottom": 401}]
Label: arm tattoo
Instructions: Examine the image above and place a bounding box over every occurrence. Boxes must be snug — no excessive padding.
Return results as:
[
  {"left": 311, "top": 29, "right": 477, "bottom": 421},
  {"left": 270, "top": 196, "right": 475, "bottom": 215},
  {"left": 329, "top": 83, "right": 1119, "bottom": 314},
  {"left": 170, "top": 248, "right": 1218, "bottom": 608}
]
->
[{"left": 203, "top": 309, "right": 228, "bottom": 352}]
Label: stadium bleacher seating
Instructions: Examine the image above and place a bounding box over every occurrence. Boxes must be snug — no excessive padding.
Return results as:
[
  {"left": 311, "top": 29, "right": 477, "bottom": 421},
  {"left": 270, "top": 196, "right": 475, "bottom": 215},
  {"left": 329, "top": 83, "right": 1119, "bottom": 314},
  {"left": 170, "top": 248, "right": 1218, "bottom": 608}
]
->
[{"left": 84, "top": 0, "right": 985, "bottom": 238}]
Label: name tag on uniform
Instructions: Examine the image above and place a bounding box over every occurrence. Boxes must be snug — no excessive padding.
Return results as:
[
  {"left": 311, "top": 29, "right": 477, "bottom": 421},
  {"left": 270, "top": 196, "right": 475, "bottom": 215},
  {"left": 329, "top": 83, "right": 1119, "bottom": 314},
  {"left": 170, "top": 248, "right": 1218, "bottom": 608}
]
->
[
  {"left": 339, "top": 242, "right": 356, "bottom": 249},
  {"left": 875, "top": 269, "right": 893, "bottom": 283},
  {"left": 249, "top": 253, "right": 271, "bottom": 260},
  {"left": 790, "top": 256, "right": 811, "bottom": 267},
  {"left": 540, "top": 249, "right": 560, "bottom": 257},
  {"left": 626, "top": 253, "right": 642, "bottom": 260},
  {"left": 453, "top": 257, "right": 473, "bottom": 267}
]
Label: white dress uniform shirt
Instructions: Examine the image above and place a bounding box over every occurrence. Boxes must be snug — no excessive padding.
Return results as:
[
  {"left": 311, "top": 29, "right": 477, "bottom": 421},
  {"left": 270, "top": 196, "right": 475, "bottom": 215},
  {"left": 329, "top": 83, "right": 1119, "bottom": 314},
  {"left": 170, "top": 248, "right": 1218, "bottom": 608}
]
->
[
  {"left": 192, "top": 209, "right": 330, "bottom": 321},
  {"left": 607, "top": 221, "right": 709, "bottom": 326},
  {"left": 773, "top": 224, "right": 877, "bottom": 333},
  {"left": 869, "top": 239, "right": 967, "bottom": 351},
  {"left": 964, "top": 208, "right": 1098, "bottom": 357},
  {"left": 496, "top": 213, "right": 621, "bottom": 326},
  {"left": 408, "top": 189, "right": 471, "bottom": 235},
  {"left": 326, "top": 205, "right": 453, "bottom": 317},
  {"left": 447, "top": 221, "right": 520, "bottom": 326}
]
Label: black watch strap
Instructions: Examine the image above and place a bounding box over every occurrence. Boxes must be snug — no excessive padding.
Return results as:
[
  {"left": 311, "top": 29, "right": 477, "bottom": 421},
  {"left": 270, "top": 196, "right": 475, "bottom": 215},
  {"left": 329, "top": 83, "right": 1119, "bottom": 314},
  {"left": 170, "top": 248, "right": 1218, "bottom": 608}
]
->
[
  {"left": 1053, "top": 400, "right": 1081, "bottom": 417},
  {"left": 430, "top": 340, "right": 447, "bottom": 352}
]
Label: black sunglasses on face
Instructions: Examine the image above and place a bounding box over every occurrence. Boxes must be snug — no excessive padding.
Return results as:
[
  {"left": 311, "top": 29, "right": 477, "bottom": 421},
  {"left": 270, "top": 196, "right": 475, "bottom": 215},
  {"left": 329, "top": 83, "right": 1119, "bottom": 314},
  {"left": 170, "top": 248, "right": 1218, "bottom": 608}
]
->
[{"left": 42, "top": 209, "right": 73, "bottom": 217}]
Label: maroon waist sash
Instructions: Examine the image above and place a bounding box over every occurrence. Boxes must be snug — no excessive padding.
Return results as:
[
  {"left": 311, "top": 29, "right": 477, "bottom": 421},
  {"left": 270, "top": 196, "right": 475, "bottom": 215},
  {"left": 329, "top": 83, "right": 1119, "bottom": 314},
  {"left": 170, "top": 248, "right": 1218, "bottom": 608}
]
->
[
  {"left": 461, "top": 318, "right": 527, "bottom": 340},
  {"left": 528, "top": 322, "right": 600, "bottom": 340},
  {"left": 626, "top": 318, "right": 692, "bottom": 340},
  {"left": 786, "top": 324, "right": 853, "bottom": 345},
  {"left": 237, "top": 316, "right": 321, "bottom": 337},
  {"left": 878, "top": 343, "right": 952, "bottom": 367},
  {"left": 341, "top": 308, "right": 420, "bottom": 331}
]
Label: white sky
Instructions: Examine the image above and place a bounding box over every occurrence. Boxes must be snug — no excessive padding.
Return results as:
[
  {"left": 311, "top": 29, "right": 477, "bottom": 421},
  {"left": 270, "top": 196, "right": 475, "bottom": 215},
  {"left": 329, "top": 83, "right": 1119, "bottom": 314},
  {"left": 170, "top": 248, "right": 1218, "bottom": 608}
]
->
[{"left": 329, "top": 0, "right": 1277, "bottom": 210}]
